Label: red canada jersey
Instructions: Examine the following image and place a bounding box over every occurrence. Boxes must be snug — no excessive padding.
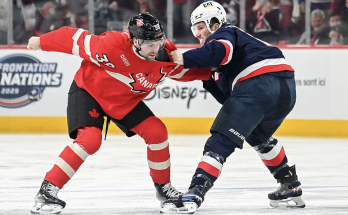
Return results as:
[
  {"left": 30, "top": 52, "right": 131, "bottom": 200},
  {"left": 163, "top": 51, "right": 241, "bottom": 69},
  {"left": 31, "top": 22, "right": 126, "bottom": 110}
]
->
[{"left": 40, "top": 27, "right": 210, "bottom": 119}]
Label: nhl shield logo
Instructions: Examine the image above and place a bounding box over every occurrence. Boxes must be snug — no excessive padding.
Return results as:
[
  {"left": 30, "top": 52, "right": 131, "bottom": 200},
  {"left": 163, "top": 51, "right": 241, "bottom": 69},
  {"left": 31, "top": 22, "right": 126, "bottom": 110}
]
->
[{"left": 137, "top": 19, "right": 144, "bottom": 26}]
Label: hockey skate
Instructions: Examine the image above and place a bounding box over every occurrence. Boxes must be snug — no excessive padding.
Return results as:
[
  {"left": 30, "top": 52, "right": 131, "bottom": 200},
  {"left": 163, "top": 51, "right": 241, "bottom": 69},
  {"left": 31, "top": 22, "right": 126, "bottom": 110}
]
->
[
  {"left": 268, "top": 165, "right": 305, "bottom": 208},
  {"left": 30, "top": 180, "right": 66, "bottom": 214},
  {"left": 155, "top": 182, "right": 183, "bottom": 207},
  {"left": 161, "top": 178, "right": 213, "bottom": 214}
]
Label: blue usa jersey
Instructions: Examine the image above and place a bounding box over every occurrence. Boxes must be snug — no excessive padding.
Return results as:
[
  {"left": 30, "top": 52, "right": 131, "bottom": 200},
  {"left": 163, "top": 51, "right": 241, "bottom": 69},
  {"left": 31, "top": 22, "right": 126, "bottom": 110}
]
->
[{"left": 183, "top": 24, "right": 294, "bottom": 103}]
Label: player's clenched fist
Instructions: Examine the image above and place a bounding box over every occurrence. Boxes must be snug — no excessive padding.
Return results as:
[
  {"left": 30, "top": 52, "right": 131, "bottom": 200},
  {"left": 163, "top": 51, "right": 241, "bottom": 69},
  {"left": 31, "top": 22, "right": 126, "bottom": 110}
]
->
[
  {"left": 27, "top": 37, "right": 41, "bottom": 50},
  {"left": 170, "top": 50, "right": 184, "bottom": 65}
]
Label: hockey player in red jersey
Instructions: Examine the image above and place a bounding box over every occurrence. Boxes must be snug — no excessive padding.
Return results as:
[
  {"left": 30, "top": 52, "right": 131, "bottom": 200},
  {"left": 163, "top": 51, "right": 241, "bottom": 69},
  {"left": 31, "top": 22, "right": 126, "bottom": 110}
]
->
[
  {"left": 161, "top": 1, "right": 305, "bottom": 214},
  {"left": 27, "top": 12, "right": 210, "bottom": 214}
]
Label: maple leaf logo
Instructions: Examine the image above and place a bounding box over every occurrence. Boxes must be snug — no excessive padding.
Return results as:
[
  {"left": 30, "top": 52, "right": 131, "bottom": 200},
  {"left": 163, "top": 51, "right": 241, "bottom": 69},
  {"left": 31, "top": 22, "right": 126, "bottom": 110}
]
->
[
  {"left": 129, "top": 74, "right": 146, "bottom": 94},
  {"left": 104, "top": 68, "right": 166, "bottom": 95},
  {"left": 88, "top": 108, "right": 99, "bottom": 119},
  {"left": 128, "top": 68, "right": 166, "bottom": 94},
  {"left": 137, "top": 19, "right": 144, "bottom": 26}
]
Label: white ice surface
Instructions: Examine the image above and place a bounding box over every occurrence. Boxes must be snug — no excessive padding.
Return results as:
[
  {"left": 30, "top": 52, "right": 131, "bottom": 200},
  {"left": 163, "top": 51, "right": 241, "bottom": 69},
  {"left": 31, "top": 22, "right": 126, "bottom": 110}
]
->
[{"left": 1, "top": 134, "right": 348, "bottom": 214}]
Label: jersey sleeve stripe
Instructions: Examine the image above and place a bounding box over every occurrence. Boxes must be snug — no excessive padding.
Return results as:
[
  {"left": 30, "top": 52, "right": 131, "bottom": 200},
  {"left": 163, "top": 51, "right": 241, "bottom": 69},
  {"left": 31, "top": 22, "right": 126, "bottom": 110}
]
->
[
  {"left": 216, "top": 39, "right": 233, "bottom": 65},
  {"left": 72, "top": 28, "right": 85, "bottom": 56},
  {"left": 168, "top": 68, "right": 189, "bottom": 79},
  {"left": 231, "top": 58, "right": 294, "bottom": 90},
  {"left": 105, "top": 70, "right": 133, "bottom": 89},
  {"left": 168, "top": 64, "right": 180, "bottom": 75},
  {"left": 84, "top": 35, "right": 100, "bottom": 66}
]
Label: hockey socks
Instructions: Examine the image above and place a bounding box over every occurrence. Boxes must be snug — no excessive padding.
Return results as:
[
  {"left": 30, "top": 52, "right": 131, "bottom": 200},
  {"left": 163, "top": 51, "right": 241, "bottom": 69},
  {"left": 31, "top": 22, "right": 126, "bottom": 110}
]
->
[
  {"left": 253, "top": 137, "right": 289, "bottom": 179},
  {"left": 44, "top": 126, "right": 101, "bottom": 189},
  {"left": 131, "top": 116, "right": 171, "bottom": 184}
]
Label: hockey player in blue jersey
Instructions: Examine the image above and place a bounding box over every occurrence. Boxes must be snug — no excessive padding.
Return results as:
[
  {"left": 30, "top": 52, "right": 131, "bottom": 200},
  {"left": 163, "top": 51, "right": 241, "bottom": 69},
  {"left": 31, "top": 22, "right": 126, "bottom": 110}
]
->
[{"left": 161, "top": 1, "right": 305, "bottom": 214}]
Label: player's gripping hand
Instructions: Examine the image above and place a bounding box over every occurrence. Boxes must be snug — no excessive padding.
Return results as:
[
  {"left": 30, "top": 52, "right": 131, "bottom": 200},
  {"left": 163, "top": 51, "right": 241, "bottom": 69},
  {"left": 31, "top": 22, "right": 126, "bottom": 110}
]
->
[
  {"left": 170, "top": 50, "right": 184, "bottom": 65},
  {"left": 27, "top": 37, "right": 41, "bottom": 50}
]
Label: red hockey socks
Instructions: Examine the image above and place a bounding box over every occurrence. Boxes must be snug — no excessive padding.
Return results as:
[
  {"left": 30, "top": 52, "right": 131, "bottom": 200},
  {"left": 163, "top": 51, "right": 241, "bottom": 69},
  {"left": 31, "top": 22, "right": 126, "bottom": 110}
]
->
[
  {"left": 131, "top": 116, "right": 170, "bottom": 185},
  {"left": 44, "top": 126, "right": 102, "bottom": 188}
]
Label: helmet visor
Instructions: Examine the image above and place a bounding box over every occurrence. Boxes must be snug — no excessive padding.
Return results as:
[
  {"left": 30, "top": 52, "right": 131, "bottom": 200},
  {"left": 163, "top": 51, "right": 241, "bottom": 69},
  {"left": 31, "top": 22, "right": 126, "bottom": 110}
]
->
[
  {"left": 138, "top": 36, "right": 167, "bottom": 51},
  {"left": 191, "top": 22, "right": 208, "bottom": 37},
  {"left": 191, "top": 25, "right": 198, "bottom": 37}
]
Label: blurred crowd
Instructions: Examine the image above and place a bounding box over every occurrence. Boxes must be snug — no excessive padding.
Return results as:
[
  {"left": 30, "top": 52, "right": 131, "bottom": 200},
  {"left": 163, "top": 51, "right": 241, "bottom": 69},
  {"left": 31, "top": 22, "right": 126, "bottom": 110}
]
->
[
  {"left": 1, "top": 0, "right": 348, "bottom": 45},
  {"left": 0, "top": 0, "right": 89, "bottom": 44}
]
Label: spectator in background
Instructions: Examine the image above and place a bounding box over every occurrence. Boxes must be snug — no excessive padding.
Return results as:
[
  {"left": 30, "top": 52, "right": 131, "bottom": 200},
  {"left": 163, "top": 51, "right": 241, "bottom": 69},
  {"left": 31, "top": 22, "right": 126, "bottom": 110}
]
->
[
  {"left": 299, "top": 0, "right": 331, "bottom": 11},
  {"left": 291, "top": 0, "right": 305, "bottom": 41},
  {"left": 297, "top": 9, "right": 330, "bottom": 45},
  {"left": 249, "top": 0, "right": 281, "bottom": 44},
  {"left": 35, "top": 0, "right": 74, "bottom": 36},
  {"left": 0, "top": 2, "right": 7, "bottom": 44},
  {"left": 94, "top": 0, "right": 167, "bottom": 35},
  {"left": 328, "top": 12, "right": 348, "bottom": 45},
  {"left": 10, "top": 0, "right": 37, "bottom": 44},
  {"left": 244, "top": 0, "right": 256, "bottom": 33},
  {"left": 132, "top": 0, "right": 167, "bottom": 36},
  {"left": 173, "top": 0, "right": 187, "bottom": 39},
  {"left": 68, "top": 0, "right": 89, "bottom": 29},
  {"left": 277, "top": 0, "right": 293, "bottom": 42},
  {"left": 330, "top": 0, "right": 348, "bottom": 24},
  {"left": 94, "top": 0, "right": 123, "bottom": 34},
  {"left": 293, "top": 0, "right": 331, "bottom": 44},
  {"left": 148, "top": 0, "right": 167, "bottom": 24},
  {"left": 108, "top": 0, "right": 134, "bottom": 11},
  {"left": 133, "top": 0, "right": 166, "bottom": 22},
  {"left": 220, "top": 0, "right": 239, "bottom": 26},
  {"left": 173, "top": 0, "right": 201, "bottom": 43}
]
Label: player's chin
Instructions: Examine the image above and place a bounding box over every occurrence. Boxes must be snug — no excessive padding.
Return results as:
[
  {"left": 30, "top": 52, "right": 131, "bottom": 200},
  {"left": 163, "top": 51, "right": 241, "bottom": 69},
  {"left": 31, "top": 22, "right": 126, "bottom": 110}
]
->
[{"left": 147, "top": 55, "right": 156, "bottom": 61}]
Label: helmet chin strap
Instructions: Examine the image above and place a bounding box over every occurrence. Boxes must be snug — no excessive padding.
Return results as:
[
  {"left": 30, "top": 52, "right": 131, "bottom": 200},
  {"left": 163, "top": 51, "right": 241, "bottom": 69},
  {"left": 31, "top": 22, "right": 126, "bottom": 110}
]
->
[
  {"left": 135, "top": 45, "right": 142, "bottom": 52},
  {"left": 208, "top": 22, "right": 220, "bottom": 34},
  {"left": 205, "top": 21, "right": 215, "bottom": 35},
  {"left": 131, "top": 42, "right": 147, "bottom": 60},
  {"left": 131, "top": 38, "right": 142, "bottom": 52}
]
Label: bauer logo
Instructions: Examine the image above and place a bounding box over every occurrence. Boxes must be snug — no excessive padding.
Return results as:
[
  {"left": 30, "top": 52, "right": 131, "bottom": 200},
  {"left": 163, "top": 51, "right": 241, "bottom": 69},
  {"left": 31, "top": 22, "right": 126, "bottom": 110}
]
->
[{"left": 0, "top": 54, "right": 62, "bottom": 108}]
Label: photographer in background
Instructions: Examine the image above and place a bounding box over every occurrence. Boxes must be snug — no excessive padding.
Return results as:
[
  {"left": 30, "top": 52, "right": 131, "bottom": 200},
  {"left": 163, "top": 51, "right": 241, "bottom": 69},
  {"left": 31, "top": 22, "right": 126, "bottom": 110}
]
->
[{"left": 328, "top": 12, "right": 348, "bottom": 45}]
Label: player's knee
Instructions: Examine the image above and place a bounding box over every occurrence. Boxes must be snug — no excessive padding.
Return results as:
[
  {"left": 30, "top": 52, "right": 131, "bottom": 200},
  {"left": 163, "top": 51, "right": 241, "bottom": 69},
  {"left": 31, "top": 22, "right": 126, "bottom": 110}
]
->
[
  {"left": 73, "top": 126, "right": 102, "bottom": 155},
  {"left": 204, "top": 132, "right": 238, "bottom": 160},
  {"left": 131, "top": 116, "right": 168, "bottom": 144}
]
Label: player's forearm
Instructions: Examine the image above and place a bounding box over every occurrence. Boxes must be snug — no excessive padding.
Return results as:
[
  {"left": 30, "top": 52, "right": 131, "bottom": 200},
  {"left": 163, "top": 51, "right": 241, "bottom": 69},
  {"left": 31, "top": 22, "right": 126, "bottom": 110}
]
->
[
  {"left": 169, "top": 66, "right": 211, "bottom": 82},
  {"left": 40, "top": 26, "right": 86, "bottom": 55},
  {"left": 183, "top": 46, "right": 222, "bottom": 68}
]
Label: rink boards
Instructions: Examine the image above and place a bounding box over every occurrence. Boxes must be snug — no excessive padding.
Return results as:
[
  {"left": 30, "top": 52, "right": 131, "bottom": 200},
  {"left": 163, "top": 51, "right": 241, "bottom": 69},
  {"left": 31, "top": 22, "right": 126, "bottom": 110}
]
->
[{"left": 0, "top": 46, "right": 348, "bottom": 137}]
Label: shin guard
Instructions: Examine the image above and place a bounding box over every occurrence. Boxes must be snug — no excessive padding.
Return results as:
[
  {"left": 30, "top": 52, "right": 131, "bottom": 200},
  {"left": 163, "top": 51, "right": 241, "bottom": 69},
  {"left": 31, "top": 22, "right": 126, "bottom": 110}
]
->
[
  {"left": 192, "top": 151, "right": 224, "bottom": 186},
  {"left": 253, "top": 137, "right": 289, "bottom": 179},
  {"left": 130, "top": 116, "right": 170, "bottom": 184},
  {"left": 44, "top": 126, "right": 102, "bottom": 188}
]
